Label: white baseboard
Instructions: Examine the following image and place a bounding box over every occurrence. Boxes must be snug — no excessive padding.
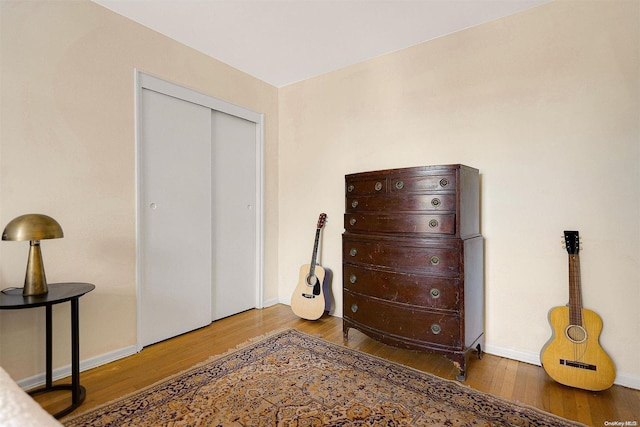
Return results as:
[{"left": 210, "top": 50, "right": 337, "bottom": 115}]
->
[
  {"left": 17, "top": 345, "right": 138, "bottom": 391},
  {"left": 483, "top": 343, "right": 542, "bottom": 367},
  {"left": 261, "top": 297, "right": 280, "bottom": 308},
  {"left": 484, "top": 343, "right": 639, "bottom": 390}
]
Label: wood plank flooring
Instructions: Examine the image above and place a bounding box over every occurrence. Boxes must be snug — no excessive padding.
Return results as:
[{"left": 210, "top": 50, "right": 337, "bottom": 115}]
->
[{"left": 36, "top": 304, "right": 639, "bottom": 426}]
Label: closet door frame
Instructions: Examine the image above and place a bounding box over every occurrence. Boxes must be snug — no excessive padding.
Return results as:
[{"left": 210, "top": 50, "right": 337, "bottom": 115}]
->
[{"left": 134, "top": 70, "right": 264, "bottom": 351}]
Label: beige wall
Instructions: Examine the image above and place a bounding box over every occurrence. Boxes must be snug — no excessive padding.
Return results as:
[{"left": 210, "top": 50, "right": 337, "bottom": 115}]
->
[
  {"left": 278, "top": 0, "right": 639, "bottom": 386},
  {"left": 0, "top": 0, "right": 279, "bottom": 380}
]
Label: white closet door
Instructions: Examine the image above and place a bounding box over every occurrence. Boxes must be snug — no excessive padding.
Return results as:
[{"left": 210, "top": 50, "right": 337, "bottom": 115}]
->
[
  {"left": 211, "top": 111, "right": 257, "bottom": 320},
  {"left": 139, "top": 88, "right": 212, "bottom": 347}
]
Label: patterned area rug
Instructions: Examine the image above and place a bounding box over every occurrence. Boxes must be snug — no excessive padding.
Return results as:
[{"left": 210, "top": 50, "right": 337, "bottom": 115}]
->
[{"left": 63, "top": 329, "right": 582, "bottom": 426}]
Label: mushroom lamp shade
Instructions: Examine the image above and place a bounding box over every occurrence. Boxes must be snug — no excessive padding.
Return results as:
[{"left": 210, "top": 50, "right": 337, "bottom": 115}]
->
[{"left": 2, "top": 214, "right": 64, "bottom": 296}]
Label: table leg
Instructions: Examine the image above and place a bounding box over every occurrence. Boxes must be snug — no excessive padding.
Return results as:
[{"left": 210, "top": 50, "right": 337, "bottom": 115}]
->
[
  {"left": 45, "top": 305, "right": 52, "bottom": 388},
  {"left": 71, "top": 298, "right": 80, "bottom": 404},
  {"left": 29, "top": 297, "right": 86, "bottom": 419}
]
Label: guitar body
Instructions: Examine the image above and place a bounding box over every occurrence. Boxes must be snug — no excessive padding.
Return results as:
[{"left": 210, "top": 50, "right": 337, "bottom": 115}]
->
[
  {"left": 290, "top": 263, "right": 326, "bottom": 320},
  {"left": 541, "top": 306, "right": 616, "bottom": 391}
]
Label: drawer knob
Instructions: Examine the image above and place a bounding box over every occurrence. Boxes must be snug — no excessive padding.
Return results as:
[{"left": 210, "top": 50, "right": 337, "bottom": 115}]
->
[
  {"left": 429, "top": 219, "right": 439, "bottom": 228},
  {"left": 430, "top": 288, "right": 441, "bottom": 298},
  {"left": 439, "top": 178, "right": 449, "bottom": 188},
  {"left": 349, "top": 218, "right": 357, "bottom": 226},
  {"left": 351, "top": 304, "right": 358, "bottom": 313},
  {"left": 431, "top": 198, "right": 441, "bottom": 207},
  {"left": 349, "top": 274, "right": 357, "bottom": 284},
  {"left": 350, "top": 248, "right": 358, "bottom": 257},
  {"left": 351, "top": 200, "right": 359, "bottom": 208},
  {"left": 375, "top": 182, "right": 382, "bottom": 191},
  {"left": 395, "top": 180, "right": 404, "bottom": 190},
  {"left": 430, "top": 324, "right": 442, "bottom": 335},
  {"left": 430, "top": 256, "right": 440, "bottom": 265},
  {"left": 347, "top": 184, "right": 355, "bottom": 193}
]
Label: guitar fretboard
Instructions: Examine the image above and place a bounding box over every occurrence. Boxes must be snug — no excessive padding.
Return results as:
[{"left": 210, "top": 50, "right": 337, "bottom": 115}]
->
[
  {"left": 568, "top": 254, "right": 583, "bottom": 326},
  {"left": 309, "top": 228, "right": 321, "bottom": 277}
]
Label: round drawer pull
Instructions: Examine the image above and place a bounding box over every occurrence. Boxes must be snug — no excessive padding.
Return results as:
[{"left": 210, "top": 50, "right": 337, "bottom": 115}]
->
[
  {"left": 351, "top": 304, "right": 358, "bottom": 313},
  {"left": 347, "top": 184, "right": 355, "bottom": 193},
  {"left": 375, "top": 182, "right": 383, "bottom": 191},
  {"left": 439, "top": 178, "right": 449, "bottom": 188},
  {"left": 430, "top": 288, "right": 441, "bottom": 298},
  {"left": 430, "top": 256, "right": 440, "bottom": 265},
  {"left": 349, "top": 218, "right": 357, "bottom": 226},
  {"left": 431, "top": 198, "right": 441, "bottom": 207},
  {"left": 351, "top": 200, "right": 359, "bottom": 208},
  {"left": 350, "top": 248, "right": 358, "bottom": 257},
  {"left": 430, "top": 324, "right": 442, "bottom": 335},
  {"left": 349, "top": 274, "right": 357, "bottom": 284},
  {"left": 429, "top": 219, "right": 439, "bottom": 228},
  {"left": 395, "top": 180, "right": 404, "bottom": 190}
]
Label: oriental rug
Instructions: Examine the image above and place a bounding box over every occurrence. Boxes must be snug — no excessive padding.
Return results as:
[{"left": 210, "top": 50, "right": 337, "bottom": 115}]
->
[{"left": 63, "top": 329, "right": 582, "bottom": 426}]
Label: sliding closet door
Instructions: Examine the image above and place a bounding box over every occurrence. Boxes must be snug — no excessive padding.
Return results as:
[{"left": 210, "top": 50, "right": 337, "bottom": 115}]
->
[
  {"left": 211, "top": 111, "right": 257, "bottom": 320},
  {"left": 139, "top": 88, "right": 212, "bottom": 347}
]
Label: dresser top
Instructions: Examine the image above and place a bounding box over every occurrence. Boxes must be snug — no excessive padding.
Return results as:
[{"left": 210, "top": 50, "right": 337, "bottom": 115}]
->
[{"left": 345, "top": 164, "right": 478, "bottom": 179}]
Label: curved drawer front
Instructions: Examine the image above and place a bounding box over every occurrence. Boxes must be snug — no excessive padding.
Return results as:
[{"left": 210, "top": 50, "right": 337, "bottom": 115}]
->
[
  {"left": 342, "top": 264, "right": 460, "bottom": 312},
  {"left": 344, "top": 291, "right": 461, "bottom": 348},
  {"left": 342, "top": 237, "right": 460, "bottom": 276},
  {"left": 344, "top": 213, "right": 455, "bottom": 235},
  {"left": 346, "top": 194, "right": 455, "bottom": 213},
  {"left": 346, "top": 178, "right": 387, "bottom": 195},
  {"left": 389, "top": 173, "right": 456, "bottom": 194}
]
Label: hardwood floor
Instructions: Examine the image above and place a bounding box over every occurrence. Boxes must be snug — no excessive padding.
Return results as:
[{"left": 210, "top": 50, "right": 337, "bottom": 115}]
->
[{"left": 37, "top": 304, "right": 639, "bottom": 426}]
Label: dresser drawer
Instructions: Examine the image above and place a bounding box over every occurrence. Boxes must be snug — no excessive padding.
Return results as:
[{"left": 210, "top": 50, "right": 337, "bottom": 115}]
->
[
  {"left": 343, "top": 264, "right": 460, "bottom": 312},
  {"left": 342, "top": 235, "right": 460, "bottom": 276},
  {"left": 346, "top": 178, "right": 387, "bottom": 195},
  {"left": 344, "top": 291, "right": 461, "bottom": 348},
  {"left": 346, "top": 194, "right": 455, "bottom": 213},
  {"left": 344, "top": 213, "right": 455, "bottom": 235},
  {"left": 389, "top": 173, "right": 456, "bottom": 194}
]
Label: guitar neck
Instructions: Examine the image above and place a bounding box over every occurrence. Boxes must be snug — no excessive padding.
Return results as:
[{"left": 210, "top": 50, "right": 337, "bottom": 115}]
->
[
  {"left": 309, "top": 228, "right": 321, "bottom": 275},
  {"left": 568, "top": 253, "right": 583, "bottom": 326}
]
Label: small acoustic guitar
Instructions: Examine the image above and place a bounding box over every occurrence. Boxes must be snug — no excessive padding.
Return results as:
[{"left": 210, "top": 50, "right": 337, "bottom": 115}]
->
[
  {"left": 540, "top": 230, "right": 616, "bottom": 391},
  {"left": 291, "top": 213, "right": 327, "bottom": 320}
]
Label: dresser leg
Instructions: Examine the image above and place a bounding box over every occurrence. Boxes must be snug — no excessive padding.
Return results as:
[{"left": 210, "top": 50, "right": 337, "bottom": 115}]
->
[
  {"left": 476, "top": 343, "right": 483, "bottom": 360},
  {"left": 343, "top": 325, "right": 350, "bottom": 340}
]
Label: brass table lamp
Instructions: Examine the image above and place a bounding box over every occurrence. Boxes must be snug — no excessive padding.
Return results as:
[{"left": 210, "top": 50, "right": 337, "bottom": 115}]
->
[{"left": 2, "top": 214, "right": 64, "bottom": 296}]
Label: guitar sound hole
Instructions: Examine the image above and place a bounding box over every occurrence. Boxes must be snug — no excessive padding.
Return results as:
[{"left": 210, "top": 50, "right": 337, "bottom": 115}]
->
[
  {"left": 305, "top": 275, "right": 318, "bottom": 287},
  {"left": 565, "top": 325, "right": 587, "bottom": 343}
]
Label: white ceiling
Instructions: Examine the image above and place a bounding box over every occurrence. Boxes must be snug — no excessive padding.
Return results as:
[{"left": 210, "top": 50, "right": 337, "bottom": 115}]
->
[{"left": 91, "top": 0, "right": 551, "bottom": 87}]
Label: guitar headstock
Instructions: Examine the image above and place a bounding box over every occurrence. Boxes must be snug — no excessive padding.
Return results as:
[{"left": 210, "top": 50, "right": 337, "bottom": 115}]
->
[
  {"left": 317, "top": 213, "right": 327, "bottom": 229},
  {"left": 563, "top": 230, "right": 581, "bottom": 254}
]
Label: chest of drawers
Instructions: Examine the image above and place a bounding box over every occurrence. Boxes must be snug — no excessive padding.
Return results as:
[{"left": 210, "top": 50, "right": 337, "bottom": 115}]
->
[{"left": 342, "top": 165, "right": 483, "bottom": 380}]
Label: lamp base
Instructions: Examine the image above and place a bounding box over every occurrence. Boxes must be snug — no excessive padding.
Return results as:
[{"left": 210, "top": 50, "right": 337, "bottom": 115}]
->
[{"left": 23, "top": 241, "right": 48, "bottom": 296}]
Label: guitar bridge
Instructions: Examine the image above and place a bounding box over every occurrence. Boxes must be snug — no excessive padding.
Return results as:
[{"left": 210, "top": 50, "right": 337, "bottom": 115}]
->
[
  {"left": 559, "top": 359, "right": 597, "bottom": 371},
  {"left": 301, "top": 293, "right": 316, "bottom": 299}
]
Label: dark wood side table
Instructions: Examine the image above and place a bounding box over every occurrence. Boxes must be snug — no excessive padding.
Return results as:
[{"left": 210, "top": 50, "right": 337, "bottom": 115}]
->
[{"left": 0, "top": 282, "right": 95, "bottom": 418}]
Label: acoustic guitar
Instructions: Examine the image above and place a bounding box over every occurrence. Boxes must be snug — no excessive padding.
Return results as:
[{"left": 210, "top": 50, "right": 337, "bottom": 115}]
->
[
  {"left": 540, "top": 230, "right": 615, "bottom": 391},
  {"left": 291, "top": 213, "right": 327, "bottom": 320}
]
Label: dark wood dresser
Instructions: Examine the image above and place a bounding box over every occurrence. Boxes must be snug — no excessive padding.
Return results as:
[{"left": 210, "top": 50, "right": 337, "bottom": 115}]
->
[{"left": 342, "top": 164, "right": 483, "bottom": 380}]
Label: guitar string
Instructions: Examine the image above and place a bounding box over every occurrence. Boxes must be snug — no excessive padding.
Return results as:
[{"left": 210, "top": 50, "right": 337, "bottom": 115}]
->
[{"left": 569, "top": 251, "right": 585, "bottom": 362}]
